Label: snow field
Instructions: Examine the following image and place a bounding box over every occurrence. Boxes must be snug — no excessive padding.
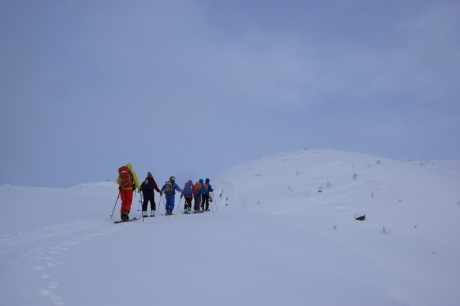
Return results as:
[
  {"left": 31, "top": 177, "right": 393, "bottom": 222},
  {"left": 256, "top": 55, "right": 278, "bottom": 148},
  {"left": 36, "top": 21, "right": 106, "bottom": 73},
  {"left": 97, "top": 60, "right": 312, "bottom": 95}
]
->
[{"left": 1, "top": 148, "right": 460, "bottom": 305}]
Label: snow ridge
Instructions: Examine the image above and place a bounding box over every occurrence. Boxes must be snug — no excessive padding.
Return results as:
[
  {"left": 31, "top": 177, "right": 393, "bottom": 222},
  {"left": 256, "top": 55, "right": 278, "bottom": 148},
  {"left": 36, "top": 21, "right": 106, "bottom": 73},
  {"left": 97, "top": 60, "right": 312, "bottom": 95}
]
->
[{"left": 1, "top": 148, "right": 460, "bottom": 305}]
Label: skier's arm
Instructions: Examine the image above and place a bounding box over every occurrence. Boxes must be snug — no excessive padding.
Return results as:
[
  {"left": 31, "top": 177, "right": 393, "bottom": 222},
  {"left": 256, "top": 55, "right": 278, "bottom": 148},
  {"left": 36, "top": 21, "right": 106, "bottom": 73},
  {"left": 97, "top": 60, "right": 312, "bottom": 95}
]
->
[{"left": 152, "top": 180, "right": 161, "bottom": 193}]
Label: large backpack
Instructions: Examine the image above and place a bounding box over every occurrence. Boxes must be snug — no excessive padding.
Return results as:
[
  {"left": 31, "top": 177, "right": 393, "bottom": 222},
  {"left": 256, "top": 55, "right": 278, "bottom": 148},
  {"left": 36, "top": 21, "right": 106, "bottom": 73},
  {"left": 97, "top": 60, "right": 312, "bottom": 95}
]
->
[
  {"left": 183, "top": 182, "right": 193, "bottom": 195},
  {"left": 164, "top": 181, "right": 174, "bottom": 195},
  {"left": 202, "top": 183, "right": 210, "bottom": 195},
  {"left": 141, "top": 179, "right": 153, "bottom": 192},
  {"left": 118, "top": 166, "right": 133, "bottom": 189},
  {"left": 195, "top": 182, "right": 203, "bottom": 194}
]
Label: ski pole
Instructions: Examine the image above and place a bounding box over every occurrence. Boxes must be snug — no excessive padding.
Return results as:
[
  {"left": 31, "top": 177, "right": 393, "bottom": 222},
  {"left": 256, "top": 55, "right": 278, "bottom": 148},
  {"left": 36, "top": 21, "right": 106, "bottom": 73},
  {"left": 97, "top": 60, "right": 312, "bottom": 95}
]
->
[
  {"left": 176, "top": 196, "right": 183, "bottom": 212},
  {"left": 139, "top": 191, "right": 144, "bottom": 221},
  {"left": 110, "top": 191, "right": 120, "bottom": 218},
  {"left": 211, "top": 192, "right": 218, "bottom": 211},
  {"left": 158, "top": 194, "right": 163, "bottom": 211},
  {"left": 210, "top": 196, "right": 214, "bottom": 214},
  {"left": 138, "top": 191, "right": 143, "bottom": 211},
  {"left": 159, "top": 194, "right": 169, "bottom": 217},
  {"left": 158, "top": 194, "right": 162, "bottom": 210}
]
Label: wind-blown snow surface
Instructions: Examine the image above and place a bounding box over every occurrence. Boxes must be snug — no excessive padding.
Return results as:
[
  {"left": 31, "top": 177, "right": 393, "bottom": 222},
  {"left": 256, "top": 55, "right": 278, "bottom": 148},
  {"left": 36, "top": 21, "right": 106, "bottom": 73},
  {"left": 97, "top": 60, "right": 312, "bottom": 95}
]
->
[{"left": 1, "top": 149, "right": 459, "bottom": 306}]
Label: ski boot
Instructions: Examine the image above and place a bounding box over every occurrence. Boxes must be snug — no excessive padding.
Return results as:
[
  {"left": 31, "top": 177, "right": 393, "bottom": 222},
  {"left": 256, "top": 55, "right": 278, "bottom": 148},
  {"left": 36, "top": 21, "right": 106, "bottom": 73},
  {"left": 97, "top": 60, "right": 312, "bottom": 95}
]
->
[
  {"left": 142, "top": 211, "right": 148, "bottom": 217},
  {"left": 122, "top": 210, "right": 130, "bottom": 221},
  {"left": 150, "top": 210, "right": 155, "bottom": 217}
]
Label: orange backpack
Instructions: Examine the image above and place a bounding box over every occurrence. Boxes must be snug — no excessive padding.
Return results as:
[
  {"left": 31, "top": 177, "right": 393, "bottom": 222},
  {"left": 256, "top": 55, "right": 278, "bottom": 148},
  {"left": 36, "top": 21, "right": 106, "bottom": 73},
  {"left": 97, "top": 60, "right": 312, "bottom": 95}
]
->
[
  {"left": 203, "top": 183, "right": 210, "bottom": 195},
  {"left": 118, "top": 166, "right": 133, "bottom": 189}
]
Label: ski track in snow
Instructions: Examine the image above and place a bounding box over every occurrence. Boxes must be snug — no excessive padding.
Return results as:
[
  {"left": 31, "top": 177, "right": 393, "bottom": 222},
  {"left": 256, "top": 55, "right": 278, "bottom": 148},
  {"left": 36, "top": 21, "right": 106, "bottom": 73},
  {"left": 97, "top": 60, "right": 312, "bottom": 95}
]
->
[
  {"left": 2, "top": 149, "right": 460, "bottom": 305},
  {"left": 0, "top": 217, "right": 125, "bottom": 306}
]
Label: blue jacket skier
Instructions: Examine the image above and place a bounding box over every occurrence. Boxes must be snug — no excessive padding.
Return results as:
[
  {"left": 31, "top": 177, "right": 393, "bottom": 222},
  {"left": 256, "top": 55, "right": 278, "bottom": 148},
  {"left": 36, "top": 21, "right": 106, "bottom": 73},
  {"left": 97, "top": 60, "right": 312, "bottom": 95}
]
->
[
  {"left": 201, "top": 178, "right": 214, "bottom": 211},
  {"left": 193, "top": 179, "right": 204, "bottom": 213},
  {"left": 181, "top": 180, "right": 194, "bottom": 213},
  {"left": 161, "top": 176, "right": 182, "bottom": 215}
]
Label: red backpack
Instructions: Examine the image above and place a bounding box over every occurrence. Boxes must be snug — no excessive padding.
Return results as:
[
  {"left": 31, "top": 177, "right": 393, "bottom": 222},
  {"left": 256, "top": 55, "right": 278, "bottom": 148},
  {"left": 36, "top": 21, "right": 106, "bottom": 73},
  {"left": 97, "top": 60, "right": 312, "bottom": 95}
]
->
[{"left": 118, "top": 166, "right": 133, "bottom": 189}]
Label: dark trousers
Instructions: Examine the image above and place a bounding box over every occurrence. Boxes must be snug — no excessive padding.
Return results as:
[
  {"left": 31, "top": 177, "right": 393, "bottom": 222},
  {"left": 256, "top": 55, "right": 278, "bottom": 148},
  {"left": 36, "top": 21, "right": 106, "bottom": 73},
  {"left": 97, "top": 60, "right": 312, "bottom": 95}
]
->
[
  {"left": 202, "top": 194, "right": 210, "bottom": 210},
  {"left": 142, "top": 191, "right": 156, "bottom": 211},
  {"left": 194, "top": 194, "right": 201, "bottom": 211},
  {"left": 184, "top": 197, "right": 192, "bottom": 210}
]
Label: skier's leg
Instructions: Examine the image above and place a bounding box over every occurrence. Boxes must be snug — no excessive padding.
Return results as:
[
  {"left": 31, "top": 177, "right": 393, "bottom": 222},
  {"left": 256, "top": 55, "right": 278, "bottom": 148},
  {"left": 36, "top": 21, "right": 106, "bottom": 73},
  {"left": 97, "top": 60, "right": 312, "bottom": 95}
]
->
[
  {"left": 120, "top": 189, "right": 133, "bottom": 219},
  {"left": 142, "top": 192, "right": 149, "bottom": 212}
]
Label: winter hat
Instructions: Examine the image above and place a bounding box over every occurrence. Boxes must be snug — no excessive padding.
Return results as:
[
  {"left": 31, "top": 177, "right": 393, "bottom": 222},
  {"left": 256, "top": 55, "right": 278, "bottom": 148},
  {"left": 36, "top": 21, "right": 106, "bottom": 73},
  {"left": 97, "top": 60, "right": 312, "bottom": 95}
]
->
[
  {"left": 199, "top": 179, "right": 204, "bottom": 183},
  {"left": 205, "top": 178, "right": 210, "bottom": 183},
  {"left": 170, "top": 176, "right": 176, "bottom": 181},
  {"left": 147, "top": 172, "right": 153, "bottom": 177}
]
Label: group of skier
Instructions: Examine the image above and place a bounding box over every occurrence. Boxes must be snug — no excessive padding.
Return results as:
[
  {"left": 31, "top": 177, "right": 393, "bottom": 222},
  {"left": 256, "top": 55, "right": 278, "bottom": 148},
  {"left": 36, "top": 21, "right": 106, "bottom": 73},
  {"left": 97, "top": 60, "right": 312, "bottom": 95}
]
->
[{"left": 115, "top": 163, "right": 214, "bottom": 221}]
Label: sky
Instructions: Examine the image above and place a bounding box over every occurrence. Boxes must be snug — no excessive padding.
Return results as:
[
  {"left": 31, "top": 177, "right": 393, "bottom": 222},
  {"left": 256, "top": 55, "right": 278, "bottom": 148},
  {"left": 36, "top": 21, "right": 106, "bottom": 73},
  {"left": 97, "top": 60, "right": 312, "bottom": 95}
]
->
[{"left": 1, "top": 0, "right": 459, "bottom": 188}]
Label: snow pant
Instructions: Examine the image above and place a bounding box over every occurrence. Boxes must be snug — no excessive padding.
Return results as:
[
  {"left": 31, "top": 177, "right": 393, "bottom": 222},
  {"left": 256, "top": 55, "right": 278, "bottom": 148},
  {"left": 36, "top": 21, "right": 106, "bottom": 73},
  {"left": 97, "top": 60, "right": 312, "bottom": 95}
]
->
[
  {"left": 142, "top": 191, "right": 156, "bottom": 211},
  {"left": 194, "top": 194, "right": 201, "bottom": 211},
  {"left": 184, "top": 196, "right": 192, "bottom": 211},
  {"left": 202, "top": 194, "right": 210, "bottom": 210},
  {"left": 165, "top": 194, "right": 175, "bottom": 213},
  {"left": 120, "top": 189, "right": 133, "bottom": 217}
]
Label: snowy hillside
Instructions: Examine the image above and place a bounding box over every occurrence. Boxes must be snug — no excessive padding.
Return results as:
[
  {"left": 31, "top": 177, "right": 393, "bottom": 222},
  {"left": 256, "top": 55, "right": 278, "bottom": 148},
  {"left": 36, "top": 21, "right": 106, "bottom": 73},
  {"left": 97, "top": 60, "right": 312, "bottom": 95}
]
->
[{"left": 1, "top": 149, "right": 459, "bottom": 306}]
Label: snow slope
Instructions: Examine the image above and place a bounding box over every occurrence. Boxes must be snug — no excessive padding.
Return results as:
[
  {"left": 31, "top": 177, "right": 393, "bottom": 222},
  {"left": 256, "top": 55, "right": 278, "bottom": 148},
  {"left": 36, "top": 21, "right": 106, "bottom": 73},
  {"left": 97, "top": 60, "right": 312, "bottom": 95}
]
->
[{"left": 1, "top": 148, "right": 459, "bottom": 306}]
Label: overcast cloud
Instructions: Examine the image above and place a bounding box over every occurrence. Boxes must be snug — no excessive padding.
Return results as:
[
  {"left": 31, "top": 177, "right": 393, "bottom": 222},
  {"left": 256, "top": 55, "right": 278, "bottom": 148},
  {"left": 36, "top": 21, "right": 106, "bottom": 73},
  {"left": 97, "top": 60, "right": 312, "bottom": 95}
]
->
[{"left": 1, "top": 0, "right": 459, "bottom": 187}]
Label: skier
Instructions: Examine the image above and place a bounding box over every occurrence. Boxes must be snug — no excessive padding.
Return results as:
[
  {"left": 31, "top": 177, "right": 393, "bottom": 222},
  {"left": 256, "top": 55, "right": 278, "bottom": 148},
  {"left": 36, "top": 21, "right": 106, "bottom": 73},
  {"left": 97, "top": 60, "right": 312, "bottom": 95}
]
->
[
  {"left": 116, "top": 164, "right": 141, "bottom": 221},
  {"left": 161, "top": 176, "right": 182, "bottom": 215},
  {"left": 181, "top": 180, "right": 194, "bottom": 214},
  {"left": 140, "top": 172, "right": 162, "bottom": 217},
  {"left": 194, "top": 179, "right": 204, "bottom": 213},
  {"left": 202, "top": 178, "right": 214, "bottom": 211}
]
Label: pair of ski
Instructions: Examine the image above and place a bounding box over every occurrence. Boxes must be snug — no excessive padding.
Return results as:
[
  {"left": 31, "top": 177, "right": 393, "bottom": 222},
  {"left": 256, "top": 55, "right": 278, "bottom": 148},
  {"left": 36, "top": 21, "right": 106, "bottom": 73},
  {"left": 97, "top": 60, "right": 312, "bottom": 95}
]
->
[
  {"left": 113, "top": 217, "right": 139, "bottom": 224},
  {"left": 113, "top": 214, "right": 155, "bottom": 223}
]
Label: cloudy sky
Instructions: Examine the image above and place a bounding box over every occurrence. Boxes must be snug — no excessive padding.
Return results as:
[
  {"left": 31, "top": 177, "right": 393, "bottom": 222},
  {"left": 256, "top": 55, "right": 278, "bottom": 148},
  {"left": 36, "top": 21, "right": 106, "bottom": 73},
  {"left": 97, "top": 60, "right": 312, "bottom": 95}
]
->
[{"left": 1, "top": 0, "right": 459, "bottom": 188}]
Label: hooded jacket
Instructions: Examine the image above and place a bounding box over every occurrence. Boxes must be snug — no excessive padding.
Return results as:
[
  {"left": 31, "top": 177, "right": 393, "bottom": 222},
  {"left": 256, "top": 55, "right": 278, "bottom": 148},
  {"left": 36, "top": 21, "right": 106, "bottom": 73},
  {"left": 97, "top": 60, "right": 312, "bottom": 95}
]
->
[{"left": 141, "top": 176, "right": 161, "bottom": 193}]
